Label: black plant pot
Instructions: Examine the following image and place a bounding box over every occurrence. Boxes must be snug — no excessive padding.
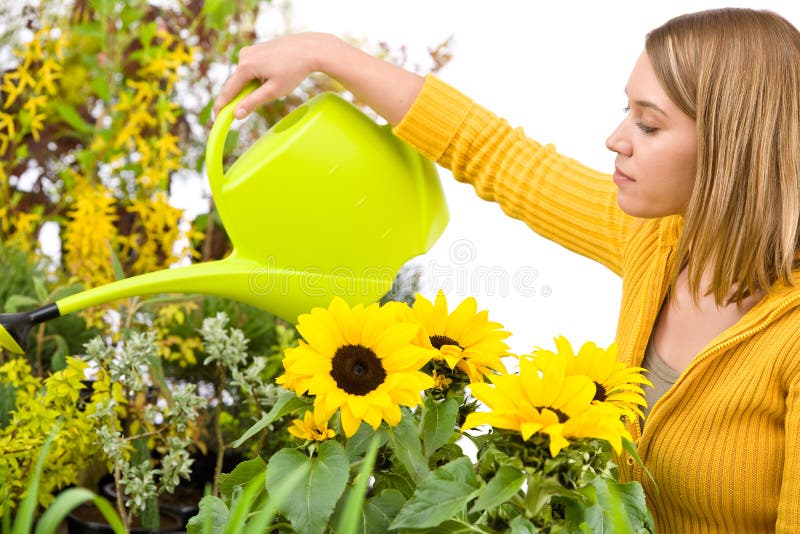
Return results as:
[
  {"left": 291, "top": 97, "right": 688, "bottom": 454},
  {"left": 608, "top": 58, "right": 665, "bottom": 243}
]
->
[{"left": 66, "top": 503, "right": 184, "bottom": 534}]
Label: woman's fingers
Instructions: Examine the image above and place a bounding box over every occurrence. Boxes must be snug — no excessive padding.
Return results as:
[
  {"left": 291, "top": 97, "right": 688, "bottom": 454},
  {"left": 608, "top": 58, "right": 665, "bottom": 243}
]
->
[
  {"left": 213, "top": 66, "right": 253, "bottom": 116},
  {"left": 234, "top": 81, "right": 280, "bottom": 119}
]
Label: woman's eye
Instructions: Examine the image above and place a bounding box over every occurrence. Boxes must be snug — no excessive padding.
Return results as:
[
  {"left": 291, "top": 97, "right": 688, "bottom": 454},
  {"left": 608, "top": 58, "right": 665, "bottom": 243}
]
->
[
  {"left": 621, "top": 106, "right": 657, "bottom": 134},
  {"left": 636, "top": 121, "right": 658, "bottom": 135}
]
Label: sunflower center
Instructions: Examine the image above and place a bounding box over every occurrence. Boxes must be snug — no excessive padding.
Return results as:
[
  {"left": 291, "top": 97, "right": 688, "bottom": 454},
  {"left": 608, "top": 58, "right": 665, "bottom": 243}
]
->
[
  {"left": 535, "top": 406, "right": 569, "bottom": 424},
  {"left": 429, "top": 335, "right": 463, "bottom": 350},
  {"left": 592, "top": 381, "right": 607, "bottom": 402},
  {"left": 330, "top": 344, "right": 386, "bottom": 396}
]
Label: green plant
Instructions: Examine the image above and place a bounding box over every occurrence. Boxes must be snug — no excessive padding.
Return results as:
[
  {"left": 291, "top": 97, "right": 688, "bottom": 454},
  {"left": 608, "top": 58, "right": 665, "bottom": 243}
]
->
[
  {"left": 1, "top": 422, "right": 125, "bottom": 534},
  {"left": 0, "top": 356, "right": 109, "bottom": 519},
  {"left": 0, "top": 242, "right": 100, "bottom": 374},
  {"left": 197, "top": 311, "right": 298, "bottom": 495},
  {"left": 83, "top": 331, "right": 206, "bottom": 530},
  {"left": 190, "top": 293, "right": 654, "bottom": 533}
]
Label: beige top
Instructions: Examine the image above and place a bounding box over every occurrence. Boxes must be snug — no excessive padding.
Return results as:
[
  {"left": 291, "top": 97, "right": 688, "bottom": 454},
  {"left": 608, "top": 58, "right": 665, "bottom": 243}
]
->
[{"left": 642, "top": 339, "right": 681, "bottom": 419}]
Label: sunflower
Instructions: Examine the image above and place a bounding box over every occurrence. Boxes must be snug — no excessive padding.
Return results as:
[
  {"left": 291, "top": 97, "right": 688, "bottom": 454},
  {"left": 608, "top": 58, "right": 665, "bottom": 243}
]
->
[
  {"left": 409, "top": 290, "right": 511, "bottom": 383},
  {"left": 276, "top": 297, "right": 435, "bottom": 437},
  {"left": 462, "top": 354, "right": 631, "bottom": 456},
  {"left": 529, "top": 336, "right": 652, "bottom": 420},
  {"left": 288, "top": 411, "right": 336, "bottom": 442}
]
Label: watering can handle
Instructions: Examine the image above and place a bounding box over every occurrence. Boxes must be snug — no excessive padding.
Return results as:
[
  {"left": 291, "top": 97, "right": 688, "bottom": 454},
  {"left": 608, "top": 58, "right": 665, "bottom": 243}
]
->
[{"left": 205, "top": 81, "right": 260, "bottom": 198}]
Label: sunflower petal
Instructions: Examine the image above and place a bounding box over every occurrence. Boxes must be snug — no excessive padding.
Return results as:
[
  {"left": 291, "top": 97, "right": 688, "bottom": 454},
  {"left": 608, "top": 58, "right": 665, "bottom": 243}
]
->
[
  {"left": 546, "top": 425, "right": 570, "bottom": 456},
  {"left": 444, "top": 296, "right": 478, "bottom": 342},
  {"left": 340, "top": 404, "right": 363, "bottom": 437},
  {"left": 297, "top": 307, "right": 345, "bottom": 356}
]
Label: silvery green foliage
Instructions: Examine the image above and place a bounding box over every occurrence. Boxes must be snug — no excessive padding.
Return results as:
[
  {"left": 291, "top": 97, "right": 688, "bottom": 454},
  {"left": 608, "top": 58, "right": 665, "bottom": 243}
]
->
[
  {"left": 122, "top": 460, "right": 158, "bottom": 515},
  {"left": 83, "top": 336, "right": 115, "bottom": 367},
  {"left": 83, "top": 332, "right": 205, "bottom": 519},
  {"left": 160, "top": 437, "right": 193, "bottom": 492},
  {"left": 201, "top": 312, "right": 249, "bottom": 369},
  {"left": 84, "top": 331, "right": 154, "bottom": 392},
  {"left": 170, "top": 382, "right": 207, "bottom": 432},
  {"left": 112, "top": 331, "right": 157, "bottom": 392},
  {"left": 200, "top": 312, "right": 273, "bottom": 404},
  {"left": 95, "top": 423, "right": 125, "bottom": 460}
]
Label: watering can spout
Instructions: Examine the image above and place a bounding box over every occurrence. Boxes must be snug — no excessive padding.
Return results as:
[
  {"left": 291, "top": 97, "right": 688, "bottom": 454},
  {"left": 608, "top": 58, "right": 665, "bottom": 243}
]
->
[
  {"left": 0, "top": 304, "right": 59, "bottom": 354},
  {"left": 0, "top": 86, "right": 448, "bottom": 355}
]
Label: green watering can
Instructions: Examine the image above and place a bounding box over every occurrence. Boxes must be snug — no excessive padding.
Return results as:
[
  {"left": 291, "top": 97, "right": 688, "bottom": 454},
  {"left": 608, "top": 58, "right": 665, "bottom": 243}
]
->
[{"left": 0, "top": 84, "right": 448, "bottom": 354}]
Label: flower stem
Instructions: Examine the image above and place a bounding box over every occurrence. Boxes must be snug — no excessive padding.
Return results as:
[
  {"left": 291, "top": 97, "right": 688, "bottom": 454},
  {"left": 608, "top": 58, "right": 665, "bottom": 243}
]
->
[{"left": 212, "top": 365, "right": 228, "bottom": 496}]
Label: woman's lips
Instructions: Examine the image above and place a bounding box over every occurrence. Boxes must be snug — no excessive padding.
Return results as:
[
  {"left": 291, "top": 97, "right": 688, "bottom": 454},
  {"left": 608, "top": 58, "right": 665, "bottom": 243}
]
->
[{"left": 613, "top": 168, "right": 635, "bottom": 186}]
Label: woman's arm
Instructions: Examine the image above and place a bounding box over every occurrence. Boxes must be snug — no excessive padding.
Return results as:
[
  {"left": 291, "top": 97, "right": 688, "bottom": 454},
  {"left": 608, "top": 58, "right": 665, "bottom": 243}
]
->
[
  {"left": 778, "top": 376, "right": 800, "bottom": 531},
  {"left": 214, "top": 33, "right": 635, "bottom": 274},
  {"left": 213, "top": 32, "right": 423, "bottom": 125}
]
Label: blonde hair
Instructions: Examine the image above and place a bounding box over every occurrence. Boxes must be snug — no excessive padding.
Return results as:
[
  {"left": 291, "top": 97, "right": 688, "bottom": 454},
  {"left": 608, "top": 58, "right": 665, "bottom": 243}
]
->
[{"left": 646, "top": 8, "right": 800, "bottom": 306}]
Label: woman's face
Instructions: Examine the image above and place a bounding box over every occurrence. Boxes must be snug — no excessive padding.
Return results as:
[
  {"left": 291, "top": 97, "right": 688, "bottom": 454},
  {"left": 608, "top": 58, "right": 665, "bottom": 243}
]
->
[{"left": 606, "top": 51, "right": 698, "bottom": 218}]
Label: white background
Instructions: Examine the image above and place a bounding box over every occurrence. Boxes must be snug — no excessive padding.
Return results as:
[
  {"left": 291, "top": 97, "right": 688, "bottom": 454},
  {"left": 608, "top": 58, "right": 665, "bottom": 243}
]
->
[{"left": 251, "top": 0, "right": 800, "bottom": 355}]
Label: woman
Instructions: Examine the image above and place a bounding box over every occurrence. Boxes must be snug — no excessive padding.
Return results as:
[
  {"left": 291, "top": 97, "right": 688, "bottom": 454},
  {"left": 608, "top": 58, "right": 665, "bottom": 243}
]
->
[{"left": 214, "top": 8, "right": 800, "bottom": 533}]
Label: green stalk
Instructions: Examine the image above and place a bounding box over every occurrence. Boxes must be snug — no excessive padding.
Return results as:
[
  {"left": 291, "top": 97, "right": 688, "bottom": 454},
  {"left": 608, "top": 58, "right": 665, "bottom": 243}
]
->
[{"left": 132, "top": 437, "right": 159, "bottom": 530}]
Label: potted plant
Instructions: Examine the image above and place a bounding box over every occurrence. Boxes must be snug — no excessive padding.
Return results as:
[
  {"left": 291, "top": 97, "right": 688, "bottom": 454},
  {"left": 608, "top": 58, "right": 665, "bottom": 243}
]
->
[
  {"left": 67, "top": 330, "right": 205, "bottom": 533},
  {"left": 187, "top": 291, "right": 655, "bottom": 533},
  {"left": 0, "top": 356, "right": 109, "bottom": 521},
  {"left": 70, "top": 296, "right": 299, "bottom": 532}
]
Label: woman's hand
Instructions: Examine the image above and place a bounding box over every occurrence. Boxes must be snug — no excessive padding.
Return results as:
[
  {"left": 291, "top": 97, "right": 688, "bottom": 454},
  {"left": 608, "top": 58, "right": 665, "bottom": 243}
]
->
[
  {"left": 213, "top": 33, "right": 333, "bottom": 119},
  {"left": 213, "top": 32, "right": 424, "bottom": 125}
]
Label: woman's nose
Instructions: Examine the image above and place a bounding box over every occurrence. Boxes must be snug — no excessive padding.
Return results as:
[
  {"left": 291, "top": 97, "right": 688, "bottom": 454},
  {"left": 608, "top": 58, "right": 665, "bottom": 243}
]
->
[{"left": 606, "top": 121, "right": 632, "bottom": 157}]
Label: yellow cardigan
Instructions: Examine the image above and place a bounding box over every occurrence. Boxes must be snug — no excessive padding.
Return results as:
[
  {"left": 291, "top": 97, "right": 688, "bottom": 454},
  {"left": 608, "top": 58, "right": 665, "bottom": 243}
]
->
[{"left": 394, "top": 75, "right": 800, "bottom": 534}]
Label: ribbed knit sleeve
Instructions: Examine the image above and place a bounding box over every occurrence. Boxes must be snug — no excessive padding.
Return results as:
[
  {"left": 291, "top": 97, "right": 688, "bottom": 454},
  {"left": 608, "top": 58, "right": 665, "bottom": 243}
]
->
[
  {"left": 394, "top": 75, "right": 635, "bottom": 275},
  {"left": 777, "top": 351, "right": 800, "bottom": 532}
]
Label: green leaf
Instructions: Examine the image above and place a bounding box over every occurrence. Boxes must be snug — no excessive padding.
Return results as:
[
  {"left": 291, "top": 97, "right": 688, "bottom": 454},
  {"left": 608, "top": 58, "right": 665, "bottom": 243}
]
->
[
  {"left": 3, "top": 495, "right": 10, "bottom": 534},
  {"left": 387, "top": 410, "right": 429, "bottom": 483},
  {"left": 34, "top": 489, "right": 124, "bottom": 534},
  {"left": 12, "top": 423, "right": 61, "bottom": 534},
  {"left": 373, "top": 468, "right": 416, "bottom": 499},
  {"left": 4, "top": 294, "right": 39, "bottom": 312},
  {"left": 244, "top": 461, "right": 310, "bottom": 533},
  {"left": 422, "top": 398, "right": 459, "bottom": 460},
  {"left": 223, "top": 476, "right": 266, "bottom": 534},
  {"left": 345, "top": 424, "right": 388, "bottom": 460},
  {"left": 201, "top": 0, "right": 240, "bottom": 32},
  {"left": 623, "top": 438, "right": 658, "bottom": 493},
  {"left": 187, "top": 496, "right": 229, "bottom": 534},
  {"left": 88, "top": 0, "right": 112, "bottom": 18},
  {"left": 0, "top": 382, "right": 17, "bottom": 429},
  {"left": 222, "top": 129, "right": 240, "bottom": 158},
  {"left": 90, "top": 76, "right": 111, "bottom": 102},
  {"left": 360, "top": 490, "right": 406, "bottom": 532},
  {"left": 525, "top": 472, "right": 580, "bottom": 517},
  {"left": 138, "top": 21, "right": 158, "bottom": 48},
  {"left": 563, "top": 476, "right": 654, "bottom": 533},
  {"left": 470, "top": 465, "right": 526, "bottom": 513},
  {"left": 389, "top": 458, "right": 480, "bottom": 530},
  {"left": 199, "top": 100, "right": 214, "bottom": 127},
  {"left": 50, "top": 336, "right": 69, "bottom": 372},
  {"left": 119, "top": 4, "right": 143, "bottom": 28},
  {"left": 232, "top": 391, "right": 307, "bottom": 448},
  {"left": 15, "top": 144, "right": 28, "bottom": 161},
  {"left": 336, "top": 434, "right": 381, "bottom": 534},
  {"left": 50, "top": 283, "right": 84, "bottom": 303},
  {"left": 32, "top": 277, "right": 47, "bottom": 303},
  {"left": 54, "top": 104, "right": 94, "bottom": 135},
  {"left": 266, "top": 440, "right": 350, "bottom": 534},
  {"left": 435, "top": 456, "right": 479, "bottom": 488},
  {"left": 398, "top": 521, "right": 478, "bottom": 534},
  {"left": 107, "top": 241, "right": 125, "bottom": 282},
  {"left": 508, "top": 516, "right": 539, "bottom": 534},
  {"left": 219, "top": 457, "right": 266, "bottom": 501}
]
